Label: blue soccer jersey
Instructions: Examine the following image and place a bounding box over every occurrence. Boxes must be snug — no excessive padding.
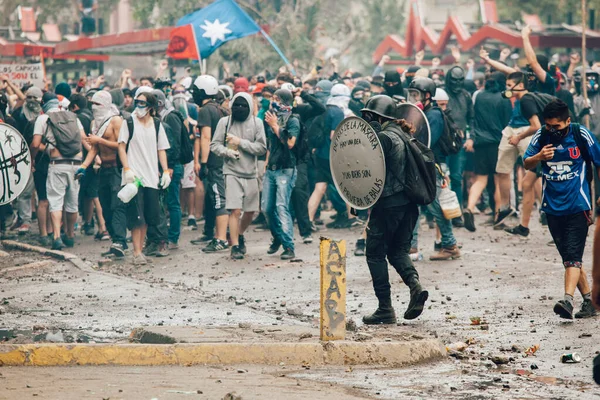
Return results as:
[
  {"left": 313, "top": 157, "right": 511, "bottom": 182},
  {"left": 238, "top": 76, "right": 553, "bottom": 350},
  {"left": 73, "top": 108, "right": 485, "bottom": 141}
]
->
[{"left": 524, "top": 125, "right": 600, "bottom": 216}]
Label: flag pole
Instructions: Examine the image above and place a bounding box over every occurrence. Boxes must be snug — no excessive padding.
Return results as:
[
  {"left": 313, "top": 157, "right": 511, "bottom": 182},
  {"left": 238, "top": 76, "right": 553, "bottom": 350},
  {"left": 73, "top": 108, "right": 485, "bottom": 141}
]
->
[
  {"left": 259, "top": 29, "right": 296, "bottom": 75},
  {"left": 582, "top": 0, "right": 590, "bottom": 129},
  {"left": 189, "top": 23, "right": 205, "bottom": 74}
]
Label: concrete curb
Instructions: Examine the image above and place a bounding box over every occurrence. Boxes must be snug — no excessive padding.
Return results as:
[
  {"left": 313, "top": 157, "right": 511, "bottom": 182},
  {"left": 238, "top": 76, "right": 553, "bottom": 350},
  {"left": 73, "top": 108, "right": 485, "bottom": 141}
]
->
[
  {"left": 1, "top": 240, "right": 78, "bottom": 261},
  {"left": 0, "top": 340, "right": 446, "bottom": 367}
]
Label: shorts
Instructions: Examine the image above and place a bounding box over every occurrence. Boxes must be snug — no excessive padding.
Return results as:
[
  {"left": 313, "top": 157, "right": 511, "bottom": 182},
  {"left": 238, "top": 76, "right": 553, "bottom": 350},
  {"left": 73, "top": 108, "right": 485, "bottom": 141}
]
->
[
  {"left": 225, "top": 175, "right": 260, "bottom": 212},
  {"left": 181, "top": 161, "right": 196, "bottom": 189},
  {"left": 496, "top": 126, "right": 531, "bottom": 174},
  {"left": 207, "top": 167, "right": 228, "bottom": 217},
  {"left": 34, "top": 169, "right": 48, "bottom": 202},
  {"left": 46, "top": 163, "right": 81, "bottom": 213},
  {"left": 473, "top": 143, "right": 499, "bottom": 176},
  {"left": 80, "top": 166, "right": 99, "bottom": 199},
  {"left": 547, "top": 211, "right": 590, "bottom": 265},
  {"left": 313, "top": 156, "right": 333, "bottom": 184},
  {"left": 126, "top": 187, "right": 161, "bottom": 230}
]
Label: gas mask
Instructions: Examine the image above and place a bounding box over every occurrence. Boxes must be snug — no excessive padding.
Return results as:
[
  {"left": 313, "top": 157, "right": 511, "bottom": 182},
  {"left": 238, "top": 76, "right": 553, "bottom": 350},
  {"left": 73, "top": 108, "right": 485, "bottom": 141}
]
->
[
  {"left": 546, "top": 125, "right": 570, "bottom": 139},
  {"left": 448, "top": 68, "right": 465, "bottom": 94},
  {"left": 588, "top": 73, "right": 600, "bottom": 95},
  {"left": 362, "top": 112, "right": 383, "bottom": 133},
  {"left": 501, "top": 80, "right": 526, "bottom": 99}
]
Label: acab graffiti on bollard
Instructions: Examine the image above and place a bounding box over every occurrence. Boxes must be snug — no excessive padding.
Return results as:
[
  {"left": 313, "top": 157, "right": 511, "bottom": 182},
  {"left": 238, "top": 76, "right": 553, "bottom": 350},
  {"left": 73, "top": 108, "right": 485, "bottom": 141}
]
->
[{"left": 319, "top": 238, "right": 347, "bottom": 341}]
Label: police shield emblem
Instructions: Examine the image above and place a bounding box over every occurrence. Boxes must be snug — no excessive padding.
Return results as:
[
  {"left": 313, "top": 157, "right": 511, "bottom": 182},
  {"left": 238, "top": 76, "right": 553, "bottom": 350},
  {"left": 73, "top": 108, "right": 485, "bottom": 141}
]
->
[
  {"left": 330, "top": 116, "right": 386, "bottom": 210},
  {"left": 0, "top": 123, "right": 32, "bottom": 206},
  {"left": 395, "top": 103, "right": 431, "bottom": 147}
]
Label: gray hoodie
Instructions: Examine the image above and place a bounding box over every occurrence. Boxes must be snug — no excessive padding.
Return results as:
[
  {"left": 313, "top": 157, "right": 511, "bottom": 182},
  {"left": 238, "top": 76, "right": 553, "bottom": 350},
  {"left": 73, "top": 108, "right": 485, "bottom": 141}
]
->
[{"left": 210, "top": 92, "right": 267, "bottom": 179}]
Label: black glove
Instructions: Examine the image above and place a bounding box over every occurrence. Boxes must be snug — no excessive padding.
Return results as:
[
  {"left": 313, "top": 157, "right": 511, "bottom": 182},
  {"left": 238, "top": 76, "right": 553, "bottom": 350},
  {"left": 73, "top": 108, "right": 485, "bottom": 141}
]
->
[
  {"left": 579, "top": 107, "right": 592, "bottom": 119},
  {"left": 199, "top": 163, "right": 209, "bottom": 180},
  {"left": 350, "top": 207, "right": 358, "bottom": 217}
]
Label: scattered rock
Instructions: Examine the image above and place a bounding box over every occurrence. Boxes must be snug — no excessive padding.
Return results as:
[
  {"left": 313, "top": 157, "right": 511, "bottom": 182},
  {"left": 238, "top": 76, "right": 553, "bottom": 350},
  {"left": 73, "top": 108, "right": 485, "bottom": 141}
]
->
[
  {"left": 286, "top": 308, "right": 303, "bottom": 317},
  {"left": 129, "top": 329, "right": 176, "bottom": 344},
  {"left": 97, "top": 258, "right": 113, "bottom": 267},
  {"left": 346, "top": 318, "right": 358, "bottom": 332},
  {"left": 491, "top": 355, "right": 511, "bottom": 365},
  {"left": 579, "top": 333, "right": 592, "bottom": 338},
  {"left": 223, "top": 393, "right": 242, "bottom": 400},
  {"left": 355, "top": 333, "right": 373, "bottom": 342},
  {"left": 235, "top": 299, "right": 246, "bottom": 306},
  {"left": 299, "top": 332, "right": 313, "bottom": 340},
  {"left": 238, "top": 322, "right": 251, "bottom": 329},
  {"left": 45, "top": 331, "right": 64, "bottom": 343}
]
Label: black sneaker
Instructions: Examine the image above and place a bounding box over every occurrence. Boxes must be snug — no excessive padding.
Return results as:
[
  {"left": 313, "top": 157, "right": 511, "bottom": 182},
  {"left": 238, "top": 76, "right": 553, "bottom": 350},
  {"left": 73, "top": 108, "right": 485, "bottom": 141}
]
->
[
  {"left": 575, "top": 299, "right": 598, "bottom": 319},
  {"left": 452, "top": 217, "right": 464, "bottom": 228},
  {"left": 109, "top": 243, "right": 126, "bottom": 258},
  {"left": 553, "top": 300, "right": 574, "bottom": 319},
  {"left": 434, "top": 241, "right": 442, "bottom": 252},
  {"left": 188, "top": 217, "right": 198, "bottom": 230},
  {"left": 231, "top": 245, "right": 244, "bottom": 260},
  {"left": 495, "top": 207, "right": 516, "bottom": 227},
  {"left": 281, "top": 248, "right": 295, "bottom": 260},
  {"left": 505, "top": 224, "right": 530, "bottom": 237},
  {"left": 463, "top": 209, "right": 476, "bottom": 232},
  {"left": 143, "top": 242, "right": 158, "bottom": 256},
  {"left": 540, "top": 211, "right": 548, "bottom": 226},
  {"left": 62, "top": 236, "right": 75, "bottom": 248},
  {"left": 51, "top": 238, "right": 65, "bottom": 250},
  {"left": 238, "top": 235, "right": 247, "bottom": 255},
  {"left": 267, "top": 240, "right": 281, "bottom": 255},
  {"left": 83, "top": 223, "right": 95, "bottom": 236},
  {"left": 203, "top": 239, "right": 229, "bottom": 253},
  {"left": 191, "top": 235, "right": 213, "bottom": 245},
  {"left": 314, "top": 218, "right": 324, "bottom": 226},
  {"left": 354, "top": 239, "right": 365, "bottom": 257}
]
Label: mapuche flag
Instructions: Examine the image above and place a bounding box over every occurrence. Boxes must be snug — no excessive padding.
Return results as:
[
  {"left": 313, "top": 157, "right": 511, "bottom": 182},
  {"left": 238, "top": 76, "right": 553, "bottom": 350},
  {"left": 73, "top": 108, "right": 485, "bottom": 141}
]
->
[{"left": 166, "top": 0, "right": 261, "bottom": 60}]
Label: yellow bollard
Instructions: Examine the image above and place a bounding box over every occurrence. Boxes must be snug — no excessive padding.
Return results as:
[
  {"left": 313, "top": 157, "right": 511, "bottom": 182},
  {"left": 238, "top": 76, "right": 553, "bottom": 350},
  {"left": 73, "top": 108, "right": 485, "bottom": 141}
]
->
[{"left": 319, "top": 238, "right": 347, "bottom": 341}]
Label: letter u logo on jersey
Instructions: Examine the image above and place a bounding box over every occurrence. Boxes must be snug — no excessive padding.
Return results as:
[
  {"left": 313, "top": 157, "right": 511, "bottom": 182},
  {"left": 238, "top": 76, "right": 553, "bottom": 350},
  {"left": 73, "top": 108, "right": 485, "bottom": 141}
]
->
[{"left": 569, "top": 146, "right": 581, "bottom": 159}]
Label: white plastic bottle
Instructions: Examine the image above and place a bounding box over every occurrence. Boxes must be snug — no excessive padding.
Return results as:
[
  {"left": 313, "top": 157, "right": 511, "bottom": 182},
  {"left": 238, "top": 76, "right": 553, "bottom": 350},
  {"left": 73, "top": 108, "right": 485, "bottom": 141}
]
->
[{"left": 118, "top": 178, "right": 142, "bottom": 204}]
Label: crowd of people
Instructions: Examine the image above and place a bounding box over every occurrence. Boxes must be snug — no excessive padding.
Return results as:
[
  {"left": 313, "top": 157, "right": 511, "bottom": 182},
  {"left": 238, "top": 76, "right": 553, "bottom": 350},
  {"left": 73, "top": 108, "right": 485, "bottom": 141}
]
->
[{"left": 0, "top": 25, "right": 599, "bottom": 321}]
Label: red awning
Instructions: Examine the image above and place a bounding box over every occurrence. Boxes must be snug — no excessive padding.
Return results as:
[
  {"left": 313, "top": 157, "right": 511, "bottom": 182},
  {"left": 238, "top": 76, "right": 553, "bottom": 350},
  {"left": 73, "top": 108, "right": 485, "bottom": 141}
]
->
[
  {"left": 55, "top": 27, "right": 174, "bottom": 56},
  {"left": 0, "top": 42, "right": 108, "bottom": 61}
]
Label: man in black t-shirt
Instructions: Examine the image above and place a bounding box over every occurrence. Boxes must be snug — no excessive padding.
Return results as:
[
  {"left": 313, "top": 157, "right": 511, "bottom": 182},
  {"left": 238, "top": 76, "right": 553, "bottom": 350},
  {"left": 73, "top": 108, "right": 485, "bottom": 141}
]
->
[
  {"left": 522, "top": 25, "right": 556, "bottom": 96},
  {"left": 190, "top": 75, "right": 230, "bottom": 252},
  {"left": 502, "top": 72, "right": 555, "bottom": 237}
]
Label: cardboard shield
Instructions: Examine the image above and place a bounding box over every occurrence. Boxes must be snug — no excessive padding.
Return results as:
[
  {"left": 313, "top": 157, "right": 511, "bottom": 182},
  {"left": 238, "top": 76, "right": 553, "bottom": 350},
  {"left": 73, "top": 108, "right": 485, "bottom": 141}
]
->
[
  {"left": 395, "top": 103, "right": 431, "bottom": 147},
  {"left": 0, "top": 123, "right": 32, "bottom": 206},
  {"left": 330, "top": 116, "right": 386, "bottom": 210}
]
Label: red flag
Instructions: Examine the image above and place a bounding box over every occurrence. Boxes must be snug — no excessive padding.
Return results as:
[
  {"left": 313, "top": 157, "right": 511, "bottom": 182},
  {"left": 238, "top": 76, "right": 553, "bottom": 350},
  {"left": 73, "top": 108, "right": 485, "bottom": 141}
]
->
[{"left": 166, "top": 24, "right": 200, "bottom": 60}]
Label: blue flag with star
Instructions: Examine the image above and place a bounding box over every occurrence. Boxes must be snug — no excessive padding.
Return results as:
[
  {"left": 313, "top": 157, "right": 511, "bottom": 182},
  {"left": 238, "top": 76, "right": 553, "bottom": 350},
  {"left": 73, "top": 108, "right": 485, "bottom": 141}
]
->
[{"left": 176, "top": 0, "right": 261, "bottom": 59}]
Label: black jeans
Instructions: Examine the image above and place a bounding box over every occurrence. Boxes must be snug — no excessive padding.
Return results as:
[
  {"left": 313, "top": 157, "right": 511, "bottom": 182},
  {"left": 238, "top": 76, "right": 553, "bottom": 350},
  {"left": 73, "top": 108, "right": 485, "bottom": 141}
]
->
[
  {"left": 146, "top": 189, "right": 168, "bottom": 245},
  {"left": 547, "top": 211, "right": 590, "bottom": 265},
  {"left": 97, "top": 167, "right": 127, "bottom": 247},
  {"left": 291, "top": 162, "right": 311, "bottom": 237},
  {"left": 366, "top": 203, "right": 420, "bottom": 301}
]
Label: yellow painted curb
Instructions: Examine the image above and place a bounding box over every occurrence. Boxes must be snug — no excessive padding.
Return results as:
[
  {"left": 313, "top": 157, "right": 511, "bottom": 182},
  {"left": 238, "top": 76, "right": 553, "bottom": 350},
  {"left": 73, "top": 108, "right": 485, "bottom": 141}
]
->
[{"left": 0, "top": 340, "right": 445, "bottom": 367}]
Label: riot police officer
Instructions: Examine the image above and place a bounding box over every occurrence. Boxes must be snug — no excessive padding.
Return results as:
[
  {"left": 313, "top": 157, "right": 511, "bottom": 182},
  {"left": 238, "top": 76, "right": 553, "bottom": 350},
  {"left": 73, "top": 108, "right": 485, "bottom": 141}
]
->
[{"left": 360, "top": 95, "right": 429, "bottom": 324}]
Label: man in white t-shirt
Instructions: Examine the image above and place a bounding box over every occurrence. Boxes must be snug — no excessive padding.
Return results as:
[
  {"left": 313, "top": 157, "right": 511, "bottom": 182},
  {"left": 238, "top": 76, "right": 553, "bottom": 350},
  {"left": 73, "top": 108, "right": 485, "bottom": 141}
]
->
[
  {"left": 31, "top": 92, "right": 89, "bottom": 250},
  {"left": 118, "top": 91, "right": 171, "bottom": 265}
]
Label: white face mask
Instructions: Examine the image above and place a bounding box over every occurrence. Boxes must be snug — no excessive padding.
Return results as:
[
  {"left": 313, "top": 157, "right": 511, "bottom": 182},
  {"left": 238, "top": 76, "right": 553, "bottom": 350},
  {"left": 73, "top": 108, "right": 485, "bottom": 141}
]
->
[{"left": 135, "top": 107, "right": 149, "bottom": 118}]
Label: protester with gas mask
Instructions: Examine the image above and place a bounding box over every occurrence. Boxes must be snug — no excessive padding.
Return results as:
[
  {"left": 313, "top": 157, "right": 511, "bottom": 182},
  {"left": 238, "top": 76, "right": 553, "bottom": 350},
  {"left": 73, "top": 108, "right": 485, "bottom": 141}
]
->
[
  {"left": 407, "top": 78, "right": 460, "bottom": 261},
  {"left": 524, "top": 99, "right": 600, "bottom": 320},
  {"left": 211, "top": 92, "right": 266, "bottom": 259},
  {"left": 384, "top": 71, "right": 404, "bottom": 104},
  {"left": 522, "top": 26, "right": 556, "bottom": 96},
  {"left": 444, "top": 66, "right": 474, "bottom": 228},
  {"left": 360, "top": 94, "right": 429, "bottom": 324},
  {"left": 117, "top": 92, "right": 171, "bottom": 265}
]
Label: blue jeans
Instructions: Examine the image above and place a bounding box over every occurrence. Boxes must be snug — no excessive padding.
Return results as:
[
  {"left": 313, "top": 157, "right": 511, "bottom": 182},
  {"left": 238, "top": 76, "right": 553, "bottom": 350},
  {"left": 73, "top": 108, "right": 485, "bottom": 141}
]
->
[
  {"left": 262, "top": 168, "right": 297, "bottom": 251},
  {"left": 446, "top": 148, "right": 466, "bottom": 210},
  {"left": 411, "top": 177, "right": 457, "bottom": 249},
  {"left": 167, "top": 164, "right": 184, "bottom": 244}
]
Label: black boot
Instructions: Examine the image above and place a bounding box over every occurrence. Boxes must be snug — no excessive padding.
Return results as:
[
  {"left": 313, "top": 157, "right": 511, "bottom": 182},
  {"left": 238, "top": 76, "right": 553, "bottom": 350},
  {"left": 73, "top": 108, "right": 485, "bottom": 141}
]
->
[
  {"left": 404, "top": 279, "right": 429, "bottom": 320},
  {"left": 363, "top": 298, "right": 396, "bottom": 325}
]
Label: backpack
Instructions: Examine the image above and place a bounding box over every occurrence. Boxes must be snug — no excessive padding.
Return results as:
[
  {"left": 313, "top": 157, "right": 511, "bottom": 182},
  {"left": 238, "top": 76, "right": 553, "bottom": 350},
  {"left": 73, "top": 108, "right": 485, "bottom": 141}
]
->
[
  {"left": 393, "top": 126, "right": 438, "bottom": 205},
  {"left": 117, "top": 116, "right": 161, "bottom": 168},
  {"left": 166, "top": 109, "right": 194, "bottom": 165},
  {"left": 282, "top": 114, "right": 309, "bottom": 164},
  {"left": 539, "top": 123, "right": 594, "bottom": 188},
  {"left": 306, "top": 113, "right": 328, "bottom": 149},
  {"left": 44, "top": 111, "right": 82, "bottom": 158},
  {"left": 434, "top": 106, "right": 464, "bottom": 156}
]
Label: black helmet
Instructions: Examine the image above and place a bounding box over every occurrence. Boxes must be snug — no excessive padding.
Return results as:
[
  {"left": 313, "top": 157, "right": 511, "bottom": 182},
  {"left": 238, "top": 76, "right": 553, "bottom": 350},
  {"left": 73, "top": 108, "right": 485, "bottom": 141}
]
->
[
  {"left": 408, "top": 77, "right": 437, "bottom": 98},
  {"left": 361, "top": 95, "right": 396, "bottom": 120}
]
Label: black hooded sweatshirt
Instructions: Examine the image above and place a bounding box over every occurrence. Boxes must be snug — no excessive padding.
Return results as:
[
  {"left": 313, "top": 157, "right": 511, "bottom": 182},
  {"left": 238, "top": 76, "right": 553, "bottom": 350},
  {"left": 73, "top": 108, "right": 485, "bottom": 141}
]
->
[{"left": 445, "top": 66, "right": 474, "bottom": 133}]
